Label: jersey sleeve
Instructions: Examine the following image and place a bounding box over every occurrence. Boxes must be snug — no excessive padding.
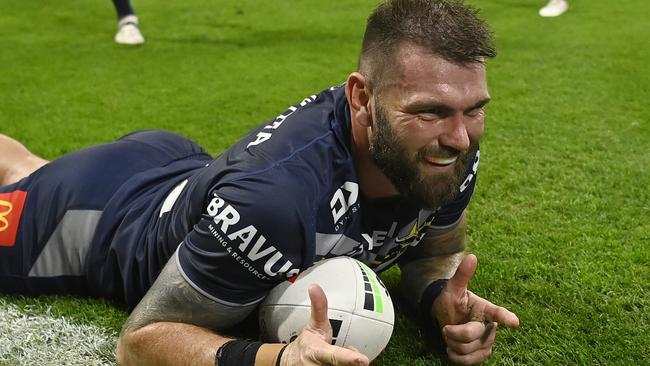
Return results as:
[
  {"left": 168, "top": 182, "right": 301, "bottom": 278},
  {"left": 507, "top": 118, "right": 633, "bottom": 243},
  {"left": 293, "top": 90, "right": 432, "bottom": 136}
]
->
[
  {"left": 177, "top": 172, "right": 315, "bottom": 306},
  {"left": 430, "top": 148, "right": 480, "bottom": 229}
]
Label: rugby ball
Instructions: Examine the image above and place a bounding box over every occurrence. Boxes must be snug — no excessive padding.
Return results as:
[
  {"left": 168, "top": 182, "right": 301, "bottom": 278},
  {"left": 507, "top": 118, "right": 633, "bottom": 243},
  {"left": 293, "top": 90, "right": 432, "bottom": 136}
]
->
[{"left": 259, "top": 257, "right": 394, "bottom": 361}]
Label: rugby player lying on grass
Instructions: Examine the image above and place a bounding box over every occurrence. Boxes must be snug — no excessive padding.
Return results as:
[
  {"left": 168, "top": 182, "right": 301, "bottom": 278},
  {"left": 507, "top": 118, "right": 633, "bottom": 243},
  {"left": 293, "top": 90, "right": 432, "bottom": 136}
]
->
[{"left": 0, "top": 1, "right": 518, "bottom": 364}]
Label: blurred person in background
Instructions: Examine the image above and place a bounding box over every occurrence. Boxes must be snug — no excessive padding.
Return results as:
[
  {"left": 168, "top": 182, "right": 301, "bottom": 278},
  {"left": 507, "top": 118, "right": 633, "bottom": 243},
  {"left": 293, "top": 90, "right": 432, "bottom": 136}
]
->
[
  {"left": 539, "top": 0, "right": 569, "bottom": 17},
  {"left": 112, "top": 0, "right": 144, "bottom": 45}
]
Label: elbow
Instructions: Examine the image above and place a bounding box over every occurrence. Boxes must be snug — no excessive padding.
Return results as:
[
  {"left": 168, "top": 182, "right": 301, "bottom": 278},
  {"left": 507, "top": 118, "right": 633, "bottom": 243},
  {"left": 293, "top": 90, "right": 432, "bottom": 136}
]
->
[
  {"left": 116, "top": 330, "right": 134, "bottom": 365},
  {"left": 116, "top": 325, "right": 149, "bottom": 366}
]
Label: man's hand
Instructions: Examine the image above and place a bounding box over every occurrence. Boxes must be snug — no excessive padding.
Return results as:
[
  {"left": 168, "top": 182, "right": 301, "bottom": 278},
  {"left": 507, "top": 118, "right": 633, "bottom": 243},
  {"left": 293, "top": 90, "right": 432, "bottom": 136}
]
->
[
  {"left": 280, "top": 285, "right": 369, "bottom": 366},
  {"left": 432, "top": 254, "right": 519, "bottom": 365}
]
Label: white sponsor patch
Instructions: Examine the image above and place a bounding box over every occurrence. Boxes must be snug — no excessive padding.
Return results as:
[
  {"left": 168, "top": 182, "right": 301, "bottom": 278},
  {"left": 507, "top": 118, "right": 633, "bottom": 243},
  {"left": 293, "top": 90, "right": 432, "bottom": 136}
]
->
[
  {"left": 329, "top": 181, "right": 359, "bottom": 224},
  {"left": 0, "top": 299, "right": 117, "bottom": 365},
  {"left": 206, "top": 193, "right": 300, "bottom": 279}
]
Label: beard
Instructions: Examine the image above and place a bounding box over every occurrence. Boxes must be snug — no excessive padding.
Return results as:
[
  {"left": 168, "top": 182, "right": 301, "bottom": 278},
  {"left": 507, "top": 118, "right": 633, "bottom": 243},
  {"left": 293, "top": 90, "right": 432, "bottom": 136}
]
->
[{"left": 368, "top": 103, "right": 474, "bottom": 209}]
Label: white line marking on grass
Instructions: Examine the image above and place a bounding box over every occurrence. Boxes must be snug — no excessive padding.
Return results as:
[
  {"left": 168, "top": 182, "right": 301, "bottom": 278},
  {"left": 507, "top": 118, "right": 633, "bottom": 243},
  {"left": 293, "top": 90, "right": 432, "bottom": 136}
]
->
[{"left": 0, "top": 300, "right": 117, "bottom": 365}]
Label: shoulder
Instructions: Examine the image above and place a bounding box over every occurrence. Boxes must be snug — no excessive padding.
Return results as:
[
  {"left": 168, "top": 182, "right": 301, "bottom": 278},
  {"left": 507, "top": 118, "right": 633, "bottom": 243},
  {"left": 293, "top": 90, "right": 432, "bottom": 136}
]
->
[
  {"left": 204, "top": 85, "right": 353, "bottom": 210},
  {"left": 240, "top": 85, "right": 351, "bottom": 159}
]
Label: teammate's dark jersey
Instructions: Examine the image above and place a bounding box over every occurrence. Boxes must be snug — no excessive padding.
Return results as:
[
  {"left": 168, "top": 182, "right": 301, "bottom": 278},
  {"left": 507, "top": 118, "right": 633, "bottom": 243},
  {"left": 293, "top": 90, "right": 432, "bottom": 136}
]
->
[{"left": 0, "top": 85, "right": 479, "bottom": 309}]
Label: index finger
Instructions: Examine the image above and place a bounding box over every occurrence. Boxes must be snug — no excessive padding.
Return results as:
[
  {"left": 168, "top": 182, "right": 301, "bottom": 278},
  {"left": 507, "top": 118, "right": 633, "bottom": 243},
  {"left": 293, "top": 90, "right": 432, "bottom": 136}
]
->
[{"left": 483, "top": 303, "right": 520, "bottom": 328}]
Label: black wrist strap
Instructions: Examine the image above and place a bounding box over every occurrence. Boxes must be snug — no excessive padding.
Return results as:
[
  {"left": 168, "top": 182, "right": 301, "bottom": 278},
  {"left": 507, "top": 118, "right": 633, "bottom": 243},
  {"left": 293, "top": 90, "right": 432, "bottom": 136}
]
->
[
  {"left": 275, "top": 344, "right": 287, "bottom": 366},
  {"left": 419, "top": 279, "right": 449, "bottom": 356},
  {"left": 216, "top": 340, "right": 262, "bottom": 366}
]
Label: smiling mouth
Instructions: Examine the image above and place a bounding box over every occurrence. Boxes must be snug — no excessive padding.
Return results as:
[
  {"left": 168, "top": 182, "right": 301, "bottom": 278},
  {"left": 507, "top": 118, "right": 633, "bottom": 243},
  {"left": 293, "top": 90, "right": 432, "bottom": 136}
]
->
[{"left": 423, "top": 155, "right": 458, "bottom": 166}]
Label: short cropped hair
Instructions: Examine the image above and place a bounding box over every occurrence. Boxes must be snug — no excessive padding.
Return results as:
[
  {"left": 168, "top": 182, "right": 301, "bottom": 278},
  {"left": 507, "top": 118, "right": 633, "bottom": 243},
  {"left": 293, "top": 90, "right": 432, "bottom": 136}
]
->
[{"left": 359, "top": 0, "right": 496, "bottom": 90}]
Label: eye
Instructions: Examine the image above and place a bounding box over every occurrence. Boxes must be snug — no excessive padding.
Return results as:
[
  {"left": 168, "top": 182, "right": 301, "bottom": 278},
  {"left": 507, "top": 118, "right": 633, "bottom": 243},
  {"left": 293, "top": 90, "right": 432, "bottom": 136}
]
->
[
  {"left": 417, "top": 107, "right": 447, "bottom": 120},
  {"left": 466, "top": 108, "right": 484, "bottom": 118},
  {"left": 418, "top": 112, "right": 439, "bottom": 121}
]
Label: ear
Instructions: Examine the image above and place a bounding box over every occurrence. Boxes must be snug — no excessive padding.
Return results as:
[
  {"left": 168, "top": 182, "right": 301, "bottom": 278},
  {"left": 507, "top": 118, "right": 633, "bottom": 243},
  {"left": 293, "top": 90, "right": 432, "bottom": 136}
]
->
[{"left": 345, "top": 72, "right": 373, "bottom": 128}]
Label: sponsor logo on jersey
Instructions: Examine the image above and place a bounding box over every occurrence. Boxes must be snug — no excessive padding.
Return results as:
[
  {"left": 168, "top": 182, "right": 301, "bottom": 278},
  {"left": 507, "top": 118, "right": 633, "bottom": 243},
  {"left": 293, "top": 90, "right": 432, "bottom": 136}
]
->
[
  {"left": 0, "top": 201, "right": 11, "bottom": 232},
  {"left": 206, "top": 193, "right": 300, "bottom": 280},
  {"left": 0, "top": 190, "right": 28, "bottom": 247},
  {"left": 365, "top": 210, "right": 436, "bottom": 268},
  {"left": 329, "top": 182, "right": 359, "bottom": 231}
]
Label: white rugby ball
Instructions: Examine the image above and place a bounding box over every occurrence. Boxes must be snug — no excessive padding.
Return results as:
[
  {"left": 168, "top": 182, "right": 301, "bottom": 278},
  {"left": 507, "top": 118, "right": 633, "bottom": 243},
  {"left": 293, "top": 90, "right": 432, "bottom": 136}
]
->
[{"left": 259, "top": 257, "right": 394, "bottom": 361}]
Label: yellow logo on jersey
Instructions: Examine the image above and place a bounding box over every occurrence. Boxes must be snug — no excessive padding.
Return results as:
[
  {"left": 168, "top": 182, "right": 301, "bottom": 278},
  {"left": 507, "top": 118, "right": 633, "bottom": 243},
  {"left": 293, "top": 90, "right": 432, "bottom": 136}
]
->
[
  {"left": 0, "top": 200, "right": 12, "bottom": 232},
  {"left": 0, "top": 190, "right": 28, "bottom": 247}
]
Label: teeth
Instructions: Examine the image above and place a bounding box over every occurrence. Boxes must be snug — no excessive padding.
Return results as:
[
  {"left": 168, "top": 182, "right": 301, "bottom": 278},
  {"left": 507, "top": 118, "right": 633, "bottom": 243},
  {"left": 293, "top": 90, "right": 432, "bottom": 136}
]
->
[{"left": 425, "top": 156, "right": 457, "bottom": 165}]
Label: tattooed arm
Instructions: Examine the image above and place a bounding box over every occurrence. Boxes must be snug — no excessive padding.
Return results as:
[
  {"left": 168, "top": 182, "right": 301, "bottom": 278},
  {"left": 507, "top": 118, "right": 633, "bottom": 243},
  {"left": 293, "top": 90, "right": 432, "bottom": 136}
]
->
[
  {"left": 398, "top": 212, "right": 520, "bottom": 365},
  {"left": 116, "top": 253, "right": 369, "bottom": 366},
  {"left": 116, "top": 254, "right": 255, "bottom": 365},
  {"left": 397, "top": 213, "right": 467, "bottom": 309}
]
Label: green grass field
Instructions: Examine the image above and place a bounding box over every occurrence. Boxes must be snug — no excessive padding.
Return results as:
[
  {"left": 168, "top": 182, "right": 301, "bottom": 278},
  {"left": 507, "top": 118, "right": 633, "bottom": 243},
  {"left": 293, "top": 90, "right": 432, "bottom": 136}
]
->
[{"left": 1, "top": 0, "right": 648, "bottom": 364}]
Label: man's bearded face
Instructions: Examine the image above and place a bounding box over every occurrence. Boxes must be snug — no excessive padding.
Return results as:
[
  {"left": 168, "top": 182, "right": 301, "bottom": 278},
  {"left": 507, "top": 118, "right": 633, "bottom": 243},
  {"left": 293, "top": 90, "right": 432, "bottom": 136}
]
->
[{"left": 368, "top": 102, "right": 475, "bottom": 209}]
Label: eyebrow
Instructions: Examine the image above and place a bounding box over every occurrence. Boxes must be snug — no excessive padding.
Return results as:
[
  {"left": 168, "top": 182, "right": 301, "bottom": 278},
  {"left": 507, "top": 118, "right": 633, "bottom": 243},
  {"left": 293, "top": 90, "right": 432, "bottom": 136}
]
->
[
  {"left": 468, "top": 97, "right": 491, "bottom": 110},
  {"left": 407, "top": 97, "right": 491, "bottom": 113}
]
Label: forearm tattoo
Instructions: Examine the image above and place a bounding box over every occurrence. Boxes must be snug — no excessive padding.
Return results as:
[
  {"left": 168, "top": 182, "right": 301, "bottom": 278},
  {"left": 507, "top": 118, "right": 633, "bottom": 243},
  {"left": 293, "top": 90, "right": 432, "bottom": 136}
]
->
[
  {"left": 121, "top": 255, "right": 254, "bottom": 336},
  {"left": 397, "top": 215, "right": 468, "bottom": 306}
]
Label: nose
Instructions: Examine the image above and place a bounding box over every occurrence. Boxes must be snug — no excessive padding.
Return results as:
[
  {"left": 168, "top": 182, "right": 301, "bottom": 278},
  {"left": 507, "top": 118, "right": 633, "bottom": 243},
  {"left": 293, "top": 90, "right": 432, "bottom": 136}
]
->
[{"left": 439, "top": 114, "right": 471, "bottom": 151}]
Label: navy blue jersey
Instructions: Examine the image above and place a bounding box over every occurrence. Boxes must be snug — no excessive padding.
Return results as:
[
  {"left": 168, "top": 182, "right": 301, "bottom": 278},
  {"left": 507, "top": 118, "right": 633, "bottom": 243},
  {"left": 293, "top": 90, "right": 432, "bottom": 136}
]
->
[
  {"left": 0, "top": 85, "right": 478, "bottom": 309},
  {"left": 175, "top": 85, "right": 479, "bottom": 306},
  {"left": 0, "top": 131, "right": 212, "bottom": 306}
]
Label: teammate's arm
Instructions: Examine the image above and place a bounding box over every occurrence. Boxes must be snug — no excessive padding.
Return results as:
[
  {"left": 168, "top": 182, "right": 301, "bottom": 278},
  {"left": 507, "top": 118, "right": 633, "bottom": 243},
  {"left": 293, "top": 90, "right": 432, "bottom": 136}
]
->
[{"left": 116, "top": 255, "right": 369, "bottom": 366}]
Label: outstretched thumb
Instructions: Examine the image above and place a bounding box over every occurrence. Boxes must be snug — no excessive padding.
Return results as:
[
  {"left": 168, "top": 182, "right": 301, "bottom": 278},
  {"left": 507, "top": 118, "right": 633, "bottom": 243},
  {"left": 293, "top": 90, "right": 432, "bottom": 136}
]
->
[
  {"left": 447, "top": 254, "right": 478, "bottom": 292},
  {"left": 308, "top": 284, "right": 331, "bottom": 330}
]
